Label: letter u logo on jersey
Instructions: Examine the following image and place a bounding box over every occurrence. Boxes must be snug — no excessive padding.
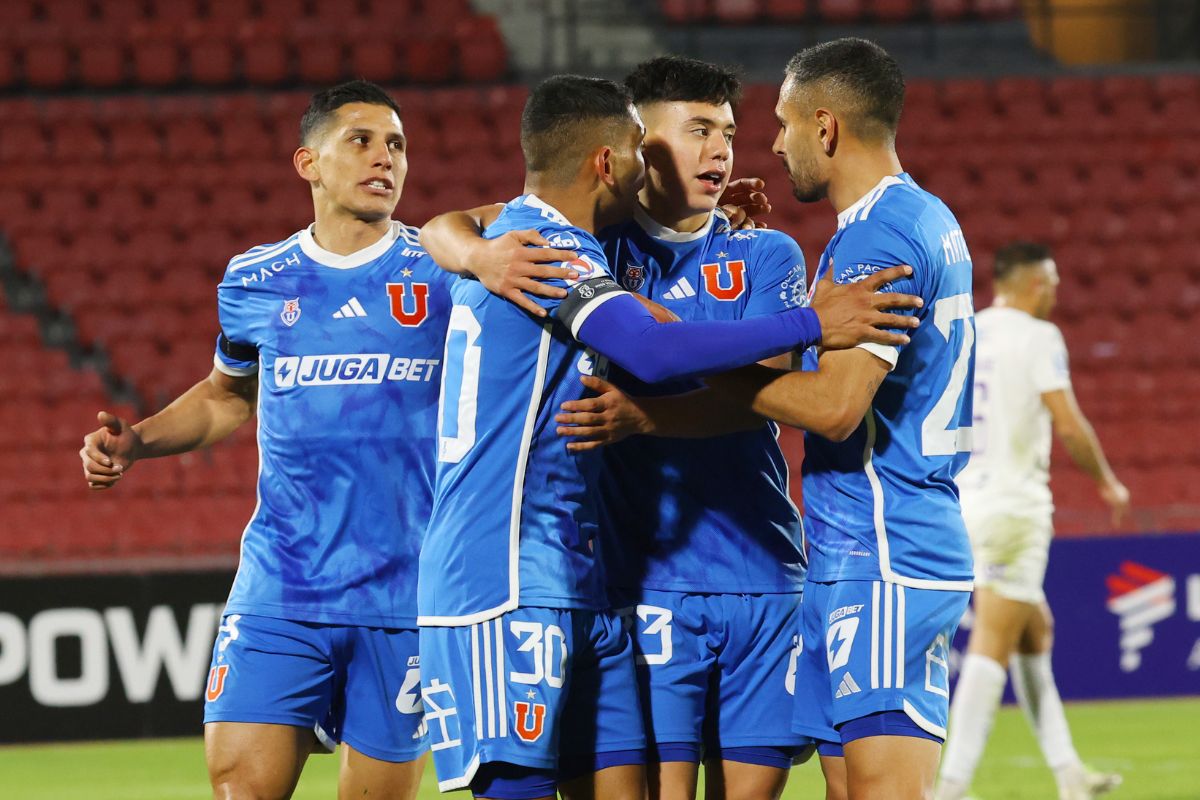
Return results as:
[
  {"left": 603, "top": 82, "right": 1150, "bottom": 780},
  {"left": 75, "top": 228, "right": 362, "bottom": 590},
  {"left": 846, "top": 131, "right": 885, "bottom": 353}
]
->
[
  {"left": 700, "top": 260, "right": 746, "bottom": 301},
  {"left": 387, "top": 282, "right": 429, "bottom": 327},
  {"left": 206, "top": 665, "right": 229, "bottom": 702},
  {"left": 513, "top": 701, "right": 547, "bottom": 742}
]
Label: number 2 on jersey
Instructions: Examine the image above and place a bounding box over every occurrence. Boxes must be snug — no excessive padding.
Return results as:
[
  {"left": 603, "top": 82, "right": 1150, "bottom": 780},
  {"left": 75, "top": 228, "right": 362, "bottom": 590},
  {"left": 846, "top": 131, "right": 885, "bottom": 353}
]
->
[
  {"left": 439, "top": 306, "right": 482, "bottom": 463},
  {"left": 921, "top": 293, "right": 975, "bottom": 457}
]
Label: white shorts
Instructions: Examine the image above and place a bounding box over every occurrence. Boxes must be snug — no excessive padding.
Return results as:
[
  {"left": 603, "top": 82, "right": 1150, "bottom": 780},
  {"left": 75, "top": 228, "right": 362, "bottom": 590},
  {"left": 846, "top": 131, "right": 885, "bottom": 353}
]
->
[{"left": 963, "top": 511, "right": 1051, "bottom": 605}]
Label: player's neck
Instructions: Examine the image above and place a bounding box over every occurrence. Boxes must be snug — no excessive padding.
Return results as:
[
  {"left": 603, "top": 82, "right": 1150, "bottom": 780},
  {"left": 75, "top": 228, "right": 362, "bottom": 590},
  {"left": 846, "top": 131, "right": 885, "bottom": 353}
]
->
[
  {"left": 995, "top": 294, "right": 1040, "bottom": 317},
  {"left": 828, "top": 147, "right": 903, "bottom": 217},
  {"left": 310, "top": 213, "right": 394, "bottom": 256},
  {"left": 523, "top": 182, "right": 600, "bottom": 234},
  {"left": 637, "top": 193, "right": 710, "bottom": 234}
]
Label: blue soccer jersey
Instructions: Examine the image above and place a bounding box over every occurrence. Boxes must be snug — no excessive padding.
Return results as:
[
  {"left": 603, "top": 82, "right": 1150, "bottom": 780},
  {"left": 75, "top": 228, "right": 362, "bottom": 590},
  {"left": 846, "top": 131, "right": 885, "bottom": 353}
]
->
[
  {"left": 801, "top": 174, "right": 976, "bottom": 589},
  {"left": 417, "top": 195, "right": 623, "bottom": 626},
  {"left": 598, "top": 207, "right": 809, "bottom": 593},
  {"left": 215, "top": 222, "right": 451, "bottom": 628}
]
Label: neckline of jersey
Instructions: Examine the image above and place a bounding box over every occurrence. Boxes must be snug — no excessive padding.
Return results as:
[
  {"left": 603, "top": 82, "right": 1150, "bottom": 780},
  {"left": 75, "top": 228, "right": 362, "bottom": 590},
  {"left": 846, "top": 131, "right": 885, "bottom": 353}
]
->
[
  {"left": 632, "top": 203, "right": 716, "bottom": 243},
  {"left": 299, "top": 221, "right": 401, "bottom": 269},
  {"left": 836, "top": 173, "right": 908, "bottom": 230}
]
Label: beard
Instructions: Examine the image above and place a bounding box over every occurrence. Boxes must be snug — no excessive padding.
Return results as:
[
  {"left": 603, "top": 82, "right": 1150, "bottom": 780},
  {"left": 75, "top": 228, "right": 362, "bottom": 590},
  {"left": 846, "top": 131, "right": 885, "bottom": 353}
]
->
[{"left": 785, "top": 151, "right": 826, "bottom": 203}]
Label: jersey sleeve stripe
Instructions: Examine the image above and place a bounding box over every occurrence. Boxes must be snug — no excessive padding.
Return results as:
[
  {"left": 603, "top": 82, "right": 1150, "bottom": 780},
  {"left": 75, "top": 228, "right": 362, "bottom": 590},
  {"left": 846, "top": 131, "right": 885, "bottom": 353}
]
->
[
  {"left": 213, "top": 352, "right": 258, "bottom": 376},
  {"left": 228, "top": 233, "right": 301, "bottom": 271}
]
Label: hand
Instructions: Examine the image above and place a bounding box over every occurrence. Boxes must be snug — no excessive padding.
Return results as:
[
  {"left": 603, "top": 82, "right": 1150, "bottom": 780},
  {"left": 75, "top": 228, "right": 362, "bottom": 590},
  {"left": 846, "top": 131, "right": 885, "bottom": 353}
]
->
[
  {"left": 1099, "top": 477, "right": 1130, "bottom": 526},
  {"left": 467, "top": 230, "right": 580, "bottom": 317},
  {"left": 80, "top": 411, "right": 142, "bottom": 490},
  {"left": 555, "top": 375, "right": 651, "bottom": 452},
  {"left": 719, "top": 177, "right": 772, "bottom": 230},
  {"left": 810, "top": 266, "right": 923, "bottom": 350}
]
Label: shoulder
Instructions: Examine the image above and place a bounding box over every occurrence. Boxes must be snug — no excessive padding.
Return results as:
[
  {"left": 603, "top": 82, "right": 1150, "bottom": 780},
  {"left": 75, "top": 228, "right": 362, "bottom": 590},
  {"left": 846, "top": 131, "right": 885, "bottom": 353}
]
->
[
  {"left": 747, "top": 228, "right": 805, "bottom": 260},
  {"left": 224, "top": 229, "right": 305, "bottom": 276}
]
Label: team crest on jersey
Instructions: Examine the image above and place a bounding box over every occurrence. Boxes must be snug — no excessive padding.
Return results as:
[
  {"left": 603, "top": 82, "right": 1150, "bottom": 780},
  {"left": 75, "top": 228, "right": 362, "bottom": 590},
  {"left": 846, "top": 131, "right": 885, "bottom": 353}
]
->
[
  {"left": 701, "top": 259, "right": 747, "bottom": 301},
  {"left": 387, "top": 282, "right": 430, "bottom": 327},
  {"left": 622, "top": 264, "right": 645, "bottom": 291},
  {"left": 513, "top": 700, "right": 547, "bottom": 742},
  {"left": 280, "top": 298, "right": 301, "bottom": 327},
  {"left": 205, "top": 665, "right": 230, "bottom": 702}
]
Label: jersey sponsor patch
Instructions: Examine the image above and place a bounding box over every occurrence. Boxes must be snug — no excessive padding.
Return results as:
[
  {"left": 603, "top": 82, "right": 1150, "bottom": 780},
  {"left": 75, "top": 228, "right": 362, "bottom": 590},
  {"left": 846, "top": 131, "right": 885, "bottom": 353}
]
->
[{"left": 274, "top": 354, "right": 440, "bottom": 386}]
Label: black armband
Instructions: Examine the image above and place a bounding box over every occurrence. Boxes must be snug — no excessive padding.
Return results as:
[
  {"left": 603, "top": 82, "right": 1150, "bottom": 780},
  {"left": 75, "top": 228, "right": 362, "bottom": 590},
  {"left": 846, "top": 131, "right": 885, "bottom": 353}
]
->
[
  {"left": 218, "top": 331, "right": 258, "bottom": 363},
  {"left": 557, "top": 277, "right": 626, "bottom": 335}
]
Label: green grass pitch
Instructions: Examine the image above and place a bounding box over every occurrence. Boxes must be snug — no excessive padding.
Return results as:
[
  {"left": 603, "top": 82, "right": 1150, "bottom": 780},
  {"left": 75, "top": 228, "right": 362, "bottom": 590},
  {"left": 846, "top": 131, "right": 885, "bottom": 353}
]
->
[{"left": 1, "top": 698, "right": 1195, "bottom": 799}]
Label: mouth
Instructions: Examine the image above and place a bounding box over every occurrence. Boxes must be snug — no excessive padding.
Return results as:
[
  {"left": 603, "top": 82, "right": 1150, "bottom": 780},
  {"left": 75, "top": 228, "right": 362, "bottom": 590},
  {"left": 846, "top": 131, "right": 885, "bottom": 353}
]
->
[
  {"left": 361, "top": 177, "right": 394, "bottom": 195},
  {"left": 696, "top": 170, "right": 725, "bottom": 194}
]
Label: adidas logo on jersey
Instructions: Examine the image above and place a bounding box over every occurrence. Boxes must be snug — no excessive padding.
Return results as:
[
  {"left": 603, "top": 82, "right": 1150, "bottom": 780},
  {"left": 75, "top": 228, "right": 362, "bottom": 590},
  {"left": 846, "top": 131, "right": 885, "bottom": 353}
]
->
[
  {"left": 332, "top": 297, "right": 368, "bottom": 319},
  {"left": 662, "top": 277, "right": 697, "bottom": 301},
  {"left": 834, "top": 672, "right": 861, "bottom": 698}
]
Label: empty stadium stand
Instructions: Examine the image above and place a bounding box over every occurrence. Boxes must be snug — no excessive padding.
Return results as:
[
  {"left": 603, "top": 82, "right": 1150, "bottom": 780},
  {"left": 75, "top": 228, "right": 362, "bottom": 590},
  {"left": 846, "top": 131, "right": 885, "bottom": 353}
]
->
[{"left": 1, "top": 1, "right": 1196, "bottom": 569}]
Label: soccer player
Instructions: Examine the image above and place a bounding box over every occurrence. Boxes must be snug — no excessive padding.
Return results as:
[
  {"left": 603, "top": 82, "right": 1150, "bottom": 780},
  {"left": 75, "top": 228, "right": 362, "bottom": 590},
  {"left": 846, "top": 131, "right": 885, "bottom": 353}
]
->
[
  {"left": 414, "top": 74, "right": 918, "bottom": 800},
  {"left": 659, "top": 39, "right": 978, "bottom": 800},
  {"left": 420, "top": 57, "right": 924, "bottom": 800},
  {"left": 80, "top": 81, "right": 451, "bottom": 800},
  {"left": 936, "top": 242, "right": 1127, "bottom": 800}
]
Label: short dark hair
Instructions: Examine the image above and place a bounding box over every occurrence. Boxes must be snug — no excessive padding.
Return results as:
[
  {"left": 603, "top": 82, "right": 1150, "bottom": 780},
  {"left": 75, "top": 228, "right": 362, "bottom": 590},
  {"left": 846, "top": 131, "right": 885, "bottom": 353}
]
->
[
  {"left": 994, "top": 241, "right": 1053, "bottom": 282},
  {"left": 300, "top": 80, "right": 403, "bottom": 145},
  {"left": 784, "top": 38, "right": 905, "bottom": 143},
  {"left": 624, "top": 56, "right": 742, "bottom": 110},
  {"left": 520, "top": 75, "right": 636, "bottom": 182}
]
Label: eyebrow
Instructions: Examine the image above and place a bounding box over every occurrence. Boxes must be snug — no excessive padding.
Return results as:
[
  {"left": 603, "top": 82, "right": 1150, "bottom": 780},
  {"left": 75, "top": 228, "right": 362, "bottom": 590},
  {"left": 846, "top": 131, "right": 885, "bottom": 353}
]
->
[
  {"left": 346, "top": 127, "right": 406, "bottom": 141},
  {"left": 685, "top": 115, "right": 737, "bottom": 132}
]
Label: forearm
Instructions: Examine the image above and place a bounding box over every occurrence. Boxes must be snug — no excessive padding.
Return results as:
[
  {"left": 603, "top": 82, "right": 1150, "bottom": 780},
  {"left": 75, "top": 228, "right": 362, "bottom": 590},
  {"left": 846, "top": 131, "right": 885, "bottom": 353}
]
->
[
  {"left": 1059, "top": 421, "right": 1117, "bottom": 484},
  {"left": 132, "top": 371, "right": 256, "bottom": 459},
  {"left": 704, "top": 364, "right": 854, "bottom": 439},
  {"left": 636, "top": 387, "right": 766, "bottom": 438},
  {"left": 418, "top": 210, "right": 488, "bottom": 274},
  {"left": 577, "top": 295, "right": 821, "bottom": 385}
]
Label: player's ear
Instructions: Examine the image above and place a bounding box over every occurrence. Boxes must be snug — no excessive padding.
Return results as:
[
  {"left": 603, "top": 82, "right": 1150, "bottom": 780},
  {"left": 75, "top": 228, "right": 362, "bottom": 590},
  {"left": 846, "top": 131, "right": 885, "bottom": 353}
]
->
[
  {"left": 815, "top": 109, "right": 837, "bottom": 156},
  {"left": 593, "top": 145, "right": 616, "bottom": 187},
  {"left": 294, "top": 146, "right": 319, "bottom": 183}
]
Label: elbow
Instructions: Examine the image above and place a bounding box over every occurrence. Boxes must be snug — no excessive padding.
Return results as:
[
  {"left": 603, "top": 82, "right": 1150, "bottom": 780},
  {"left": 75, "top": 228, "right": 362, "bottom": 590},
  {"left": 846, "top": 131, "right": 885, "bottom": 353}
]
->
[{"left": 813, "top": 404, "right": 866, "bottom": 442}]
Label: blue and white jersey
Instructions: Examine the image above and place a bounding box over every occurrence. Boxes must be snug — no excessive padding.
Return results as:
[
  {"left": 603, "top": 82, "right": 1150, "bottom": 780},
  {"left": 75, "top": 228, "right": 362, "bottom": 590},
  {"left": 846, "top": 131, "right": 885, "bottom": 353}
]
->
[
  {"left": 801, "top": 173, "right": 975, "bottom": 590},
  {"left": 215, "top": 221, "right": 452, "bottom": 628},
  {"left": 418, "top": 195, "right": 626, "bottom": 626},
  {"left": 598, "top": 207, "right": 809, "bottom": 594}
]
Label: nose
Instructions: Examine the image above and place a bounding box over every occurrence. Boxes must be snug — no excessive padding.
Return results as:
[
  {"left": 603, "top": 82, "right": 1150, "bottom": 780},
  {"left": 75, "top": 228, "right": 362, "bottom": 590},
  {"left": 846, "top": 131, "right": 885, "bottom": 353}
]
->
[
  {"left": 373, "top": 143, "right": 393, "bottom": 171},
  {"left": 772, "top": 128, "right": 785, "bottom": 157},
  {"left": 710, "top": 133, "right": 730, "bottom": 162}
]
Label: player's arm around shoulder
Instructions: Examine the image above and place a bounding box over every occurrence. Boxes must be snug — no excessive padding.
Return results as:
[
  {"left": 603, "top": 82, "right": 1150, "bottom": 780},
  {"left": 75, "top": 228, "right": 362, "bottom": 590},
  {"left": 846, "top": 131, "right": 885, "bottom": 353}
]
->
[{"left": 419, "top": 204, "right": 582, "bottom": 318}]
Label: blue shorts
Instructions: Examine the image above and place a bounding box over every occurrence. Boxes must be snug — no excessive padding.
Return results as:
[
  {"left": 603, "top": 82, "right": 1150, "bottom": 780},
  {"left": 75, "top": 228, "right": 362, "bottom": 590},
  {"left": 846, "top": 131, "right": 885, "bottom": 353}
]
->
[
  {"left": 614, "top": 590, "right": 810, "bottom": 759},
  {"left": 419, "top": 607, "right": 646, "bottom": 791},
  {"left": 203, "top": 614, "right": 427, "bottom": 763},
  {"left": 792, "top": 580, "right": 969, "bottom": 746}
]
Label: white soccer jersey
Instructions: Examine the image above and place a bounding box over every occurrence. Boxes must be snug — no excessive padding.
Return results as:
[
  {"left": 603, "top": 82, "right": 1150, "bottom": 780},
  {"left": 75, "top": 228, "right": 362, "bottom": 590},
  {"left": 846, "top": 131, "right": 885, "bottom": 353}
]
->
[{"left": 957, "top": 305, "right": 1071, "bottom": 519}]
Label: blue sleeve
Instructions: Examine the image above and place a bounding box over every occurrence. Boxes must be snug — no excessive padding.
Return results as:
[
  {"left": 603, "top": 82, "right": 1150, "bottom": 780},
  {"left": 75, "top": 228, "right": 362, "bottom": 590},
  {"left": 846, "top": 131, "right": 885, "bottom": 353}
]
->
[
  {"left": 827, "top": 221, "right": 924, "bottom": 369},
  {"left": 573, "top": 290, "right": 821, "bottom": 385},
  {"left": 742, "top": 232, "right": 809, "bottom": 318},
  {"left": 214, "top": 272, "right": 259, "bottom": 375}
]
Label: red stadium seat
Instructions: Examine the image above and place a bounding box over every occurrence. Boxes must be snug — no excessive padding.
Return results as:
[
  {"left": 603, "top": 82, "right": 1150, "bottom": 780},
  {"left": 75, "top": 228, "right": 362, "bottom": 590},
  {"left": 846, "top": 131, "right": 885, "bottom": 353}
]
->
[
  {"left": 713, "top": 0, "right": 761, "bottom": 23},
  {"left": 185, "top": 23, "right": 239, "bottom": 86},
  {"left": 762, "top": 0, "right": 809, "bottom": 20},
  {"left": 130, "top": 22, "right": 184, "bottom": 87},
  {"left": 406, "top": 36, "right": 456, "bottom": 84},
  {"left": 456, "top": 16, "right": 509, "bottom": 83},
  {"left": 22, "top": 31, "right": 72, "bottom": 89},
  {"left": 817, "top": 0, "right": 866, "bottom": 23},
  {"left": 45, "top": 0, "right": 93, "bottom": 26},
  {"left": 929, "top": 0, "right": 969, "bottom": 20},
  {"left": 238, "top": 20, "right": 290, "bottom": 86},
  {"left": 872, "top": 0, "right": 918, "bottom": 21},
  {"left": 292, "top": 21, "right": 346, "bottom": 84}
]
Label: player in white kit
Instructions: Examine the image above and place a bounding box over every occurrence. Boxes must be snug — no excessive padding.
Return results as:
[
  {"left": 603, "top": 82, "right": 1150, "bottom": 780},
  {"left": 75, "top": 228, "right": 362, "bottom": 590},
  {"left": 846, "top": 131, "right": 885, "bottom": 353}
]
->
[{"left": 936, "top": 242, "right": 1128, "bottom": 800}]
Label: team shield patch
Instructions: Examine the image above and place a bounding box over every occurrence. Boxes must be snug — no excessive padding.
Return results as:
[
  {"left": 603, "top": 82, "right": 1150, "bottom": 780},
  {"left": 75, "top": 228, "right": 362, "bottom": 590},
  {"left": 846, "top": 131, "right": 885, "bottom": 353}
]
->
[
  {"left": 387, "top": 282, "right": 430, "bottom": 327},
  {"left": 701, "top": 259, "right": 747, "bottom": 301},
  {"left": 280, "top": 298, "right": 301, "bottom": 327},
  {"left": 513, "top": 700, "right": 547, "bottom": 742},
  {"left": 622, "top": 264, "right": 645, "bottom": 291}
]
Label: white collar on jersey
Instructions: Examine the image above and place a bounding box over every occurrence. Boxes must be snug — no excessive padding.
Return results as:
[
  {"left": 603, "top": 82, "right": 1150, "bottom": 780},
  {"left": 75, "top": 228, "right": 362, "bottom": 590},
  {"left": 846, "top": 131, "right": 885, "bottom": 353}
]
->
[
  {"left": 836, "top": 174, "right": 905, "bottom": 230},
  {"left": 632, "top": 203, "right": 717, "bottom": 243},
  {"left": 299, "top": 220, "right": 401, "bottom": 269},
  {"left": 522, "top": 194, "right": 570, "bottom": 226}
]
